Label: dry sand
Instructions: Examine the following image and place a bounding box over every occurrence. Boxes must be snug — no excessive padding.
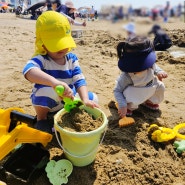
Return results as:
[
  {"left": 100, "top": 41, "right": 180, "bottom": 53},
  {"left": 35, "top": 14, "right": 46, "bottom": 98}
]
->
[{"left": 0, "top": 13, "right": 185, "bottom": 185}]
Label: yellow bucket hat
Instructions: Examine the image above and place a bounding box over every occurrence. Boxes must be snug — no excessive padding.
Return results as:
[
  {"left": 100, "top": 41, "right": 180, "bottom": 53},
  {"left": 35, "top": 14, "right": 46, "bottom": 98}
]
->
[{"left": 34, "top": 11, "right": 76, "bottom": 56}]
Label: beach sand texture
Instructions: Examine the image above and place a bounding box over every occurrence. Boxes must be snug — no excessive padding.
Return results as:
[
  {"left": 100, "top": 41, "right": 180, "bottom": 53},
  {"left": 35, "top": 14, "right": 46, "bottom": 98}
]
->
[{"left": 0, "top": 13, "right": 185, "bottom": 185}]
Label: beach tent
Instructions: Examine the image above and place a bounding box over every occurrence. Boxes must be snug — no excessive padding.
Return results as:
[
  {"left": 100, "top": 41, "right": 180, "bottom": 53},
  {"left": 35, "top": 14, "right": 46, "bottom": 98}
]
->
[
  {"left": 25, "top": 1, "right": 45, "bottom": 12},
  {"left": 78, "top": 6, "right": 91, "bottom": 14},
  {"left": 77, "top": 6, "right": 91, "bottom": 18},
  {"left": 100, "top": 3, "right": 131, "bottom": 18}
]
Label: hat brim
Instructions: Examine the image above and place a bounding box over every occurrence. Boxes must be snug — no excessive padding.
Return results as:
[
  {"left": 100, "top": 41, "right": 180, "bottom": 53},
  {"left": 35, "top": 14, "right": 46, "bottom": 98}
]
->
[
  {"left": 123, "top": 25, "right": 135, "bottom": 33},
  {"left": 118, "top": 50, "right": 156, "bottom": 73},
  {"left": 42, "top": 36, "right": 76, "bottom": 52}
]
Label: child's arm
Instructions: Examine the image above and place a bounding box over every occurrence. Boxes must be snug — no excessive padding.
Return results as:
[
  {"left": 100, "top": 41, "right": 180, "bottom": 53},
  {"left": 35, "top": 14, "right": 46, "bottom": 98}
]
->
[
  {"left": 24, "top": 68, "right": 74, "bottom": 98},
  {"left": 114, "top": 73, "right": 132, "bottom": 117},
  {"left": 60, "top": 12, "right": 86, "bottom": 27}
]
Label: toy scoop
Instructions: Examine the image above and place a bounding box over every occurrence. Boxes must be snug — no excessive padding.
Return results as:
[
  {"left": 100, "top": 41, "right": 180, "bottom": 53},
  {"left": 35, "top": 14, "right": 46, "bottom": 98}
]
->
[
  {"left": 148, "top": 123, "right": 185, "bottom": 142},
  {"left": 114, "top": 102, "right": 135, "bottom": 127},
  {"left": 55, "top": 85, "right": 83, "bottom": 112},
  {"left": 119, "top": 116, "right": 135, "bottom": 127},
  {"left": 173, "top": 140, "right": 185, "bottom": 154},
  {"left": 45, "top": 159, "right": 73, "bottom": 185}
]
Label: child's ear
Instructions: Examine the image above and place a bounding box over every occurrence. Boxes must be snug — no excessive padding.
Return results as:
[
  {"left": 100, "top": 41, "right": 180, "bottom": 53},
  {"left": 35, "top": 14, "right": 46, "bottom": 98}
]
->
[{"left": 42, "top": 45, "right": 48, "bottom": 51}]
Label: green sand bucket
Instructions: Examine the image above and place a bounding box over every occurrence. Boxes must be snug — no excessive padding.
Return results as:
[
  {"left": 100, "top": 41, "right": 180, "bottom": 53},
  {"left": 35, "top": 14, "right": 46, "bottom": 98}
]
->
[{"left": 54, "top": 106, "right": 108, "bottom": 167}]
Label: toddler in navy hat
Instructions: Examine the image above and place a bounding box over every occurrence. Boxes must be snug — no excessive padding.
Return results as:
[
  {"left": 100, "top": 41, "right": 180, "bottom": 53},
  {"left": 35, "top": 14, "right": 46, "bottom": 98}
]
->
[{"left": 113, "top": 36, "right": 168, "bottom": 118}]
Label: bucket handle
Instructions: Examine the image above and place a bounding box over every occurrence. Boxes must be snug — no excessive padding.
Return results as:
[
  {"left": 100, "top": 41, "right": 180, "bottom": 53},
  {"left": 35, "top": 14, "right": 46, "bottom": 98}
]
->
[{"left": 54, "top": 128, "right": 107, "bottom": 159}]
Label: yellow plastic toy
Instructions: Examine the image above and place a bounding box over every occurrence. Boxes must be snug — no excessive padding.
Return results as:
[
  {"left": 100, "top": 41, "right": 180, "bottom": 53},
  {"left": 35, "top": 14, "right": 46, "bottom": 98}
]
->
[
  {"left": 173, "top": 123, "right": 185, "bottom": 140},
  {"left": 148, "top": 124, "right": 176, "bottom": 142},
  {"left": 148, "top": 123, "right": 185, "bottom": 142},
  {"left": 0, "top": 107, "right": 52, "bottom": 160}
]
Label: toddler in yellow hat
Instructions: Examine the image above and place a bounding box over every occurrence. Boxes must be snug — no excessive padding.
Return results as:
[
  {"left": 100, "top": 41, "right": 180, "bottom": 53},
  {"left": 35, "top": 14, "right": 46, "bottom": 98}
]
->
[{"left": 23, "top": 11, "right": 99, "bottom": 133}]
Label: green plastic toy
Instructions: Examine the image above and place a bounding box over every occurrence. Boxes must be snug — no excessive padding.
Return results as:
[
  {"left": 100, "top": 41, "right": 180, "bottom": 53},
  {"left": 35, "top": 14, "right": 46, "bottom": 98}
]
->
[
  {"left": 45, "top": 159, "right": 73, "bottom": 185},
  {"left": 173, "top": 140, "right": 185, "bottom": 154},
  {"left": 55, "top": 85, "right": 83, "bottom": 112}
]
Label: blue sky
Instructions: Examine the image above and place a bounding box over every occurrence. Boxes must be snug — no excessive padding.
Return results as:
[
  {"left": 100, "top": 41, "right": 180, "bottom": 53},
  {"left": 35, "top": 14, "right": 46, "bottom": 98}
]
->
[{"left": 72, "top": 0, "right": 183, "bottom": 11}]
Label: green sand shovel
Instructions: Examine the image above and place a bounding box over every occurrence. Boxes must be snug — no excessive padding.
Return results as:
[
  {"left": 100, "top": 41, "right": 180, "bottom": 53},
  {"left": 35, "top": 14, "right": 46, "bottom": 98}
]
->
[{"left": 55, "top": 85, "right": 83, "bottom": 112}]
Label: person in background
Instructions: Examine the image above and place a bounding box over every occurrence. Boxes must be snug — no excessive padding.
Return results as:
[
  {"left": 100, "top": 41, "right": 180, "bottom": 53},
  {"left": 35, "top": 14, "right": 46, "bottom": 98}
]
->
[
  {"left": 22, "top": 11, "right": 98, "bottom": 133},
  {"left": 148, "top": 24, "right": 172, "bottom": 51},
  {"left": 114, "top": 36, "right": 168, "bottom": 118},
  {"left": 123, "top": 22, "right": 136, "bottom": 40},
  {"left": 94, "top": 10, "right": 98, "bottom": 19},
  {"left": 110, "top": 5, "right": 117, "bottom": 23},
  {"left": 127, "top": 5, "right": 133, "bottom": 20},
  {"left": 46, "top": 0, "right": 52, "bottom": 10},
  {"left": 51, "top": 0, "right": 86, "bottom": 26},
  {"left": 51, "top": 0, "right": 61, "bottom": 11},
  {"left": 151, "top": 8, "right": 158, "bottom": 21},
  {"left": 163, "top": 1, "right": 170, "bottom": 22},
  {"left": 89, "top": 6, "right": 95, "bottom": 19},
  {"left": 65, "top": 0, "right": 76, "bottom": 19},
  {"left": 118, "top": 6, "right": 124, "bottom": 20},
  {"left": 177, "top": 3, "right": 182, "bottom": 18}
]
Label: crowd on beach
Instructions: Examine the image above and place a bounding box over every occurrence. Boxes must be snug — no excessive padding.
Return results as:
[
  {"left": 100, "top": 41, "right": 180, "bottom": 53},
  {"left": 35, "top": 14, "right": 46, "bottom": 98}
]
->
[
  {"left": 101, "top": 1, "right": 183, "bottom": 23},
  {"left": 2, "top": 0, "right": 183, "bottom": 24}
]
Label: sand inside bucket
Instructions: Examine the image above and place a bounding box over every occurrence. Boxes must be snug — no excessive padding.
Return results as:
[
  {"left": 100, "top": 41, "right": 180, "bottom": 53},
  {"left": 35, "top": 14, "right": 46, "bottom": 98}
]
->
[{"left": 56, "top": 108, "right": 103, "bottom": 132}]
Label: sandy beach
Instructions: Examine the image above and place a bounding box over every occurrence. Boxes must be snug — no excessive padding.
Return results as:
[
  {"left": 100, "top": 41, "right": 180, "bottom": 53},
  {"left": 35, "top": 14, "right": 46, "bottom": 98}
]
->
[{"left": 0, "top": 13, "right": 185, "bottom": 185}]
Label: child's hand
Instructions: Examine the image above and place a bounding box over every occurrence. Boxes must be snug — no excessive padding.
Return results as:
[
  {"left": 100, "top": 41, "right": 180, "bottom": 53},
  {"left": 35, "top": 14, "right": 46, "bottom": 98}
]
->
[
  {"left": 68, "top": 18, "right": 74, "bottom": 24},
  {"left": 62, "top": 84, "right": 74, "bottom": 99},
  {"left": 82, "top": 20, "right": 86, "bottom": 27},
  {"left": 118, "top": 106, "right": 127, "bottom": 118},
  {"left": 83, "top": 99, "right": 99, "bottom": 108},
  {"left": 54, "top": 82, "right": 74, "bottom": 99},
  {"left": 157, "top": 71, "right": 168, "bottom": 81}
]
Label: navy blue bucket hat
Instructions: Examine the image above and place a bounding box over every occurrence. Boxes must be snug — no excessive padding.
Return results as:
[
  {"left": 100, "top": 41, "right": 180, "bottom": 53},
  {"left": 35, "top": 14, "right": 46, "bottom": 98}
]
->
[
  {"left": 117, "top": 36, "right": 156, "bottom": 73},
  {"left": 118, "top": 48, "right": 156, "bottom": 73}
]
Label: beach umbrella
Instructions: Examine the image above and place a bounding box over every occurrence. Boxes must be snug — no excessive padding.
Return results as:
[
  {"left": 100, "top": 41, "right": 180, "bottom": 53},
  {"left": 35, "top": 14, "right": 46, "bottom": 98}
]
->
[
  {"left": 0, "top": 2, "right": 8, "bottom": 9},
  {"left": 78, "top": 6, "right": 90, "bottom": 11},
  {"left": 79, "top": 8, "right": 89, "bottom": 15}
]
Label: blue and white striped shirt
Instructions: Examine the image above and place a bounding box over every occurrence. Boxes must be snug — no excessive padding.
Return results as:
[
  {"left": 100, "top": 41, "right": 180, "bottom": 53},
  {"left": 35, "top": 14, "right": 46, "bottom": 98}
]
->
[{"left": 23, "top": 52, "right": 87, "bottom": 94}]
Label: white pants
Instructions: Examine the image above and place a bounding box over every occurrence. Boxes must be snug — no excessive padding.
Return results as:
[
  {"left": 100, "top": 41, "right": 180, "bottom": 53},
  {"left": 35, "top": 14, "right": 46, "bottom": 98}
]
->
[{"left": 123, "top": 80, "right": 165, "bottom": 110}]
